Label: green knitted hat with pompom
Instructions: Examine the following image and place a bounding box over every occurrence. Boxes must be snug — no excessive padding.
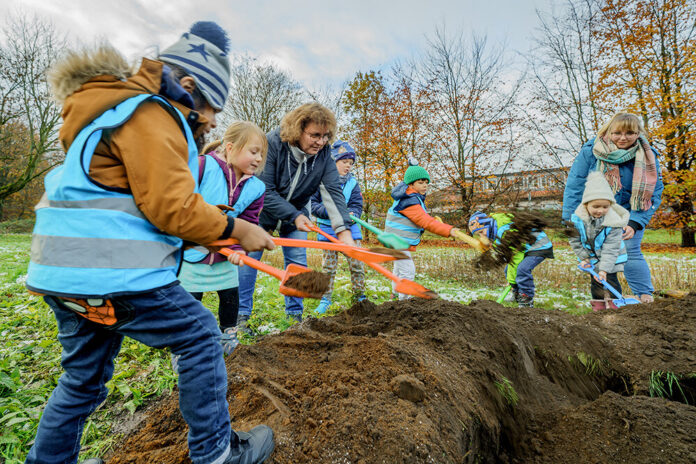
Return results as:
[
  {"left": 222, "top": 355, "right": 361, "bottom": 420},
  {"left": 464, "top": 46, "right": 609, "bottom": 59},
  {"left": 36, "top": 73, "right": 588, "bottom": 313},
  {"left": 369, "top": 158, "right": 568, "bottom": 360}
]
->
[{"left": 404, "top": 164, "right": 430, "bottom": 185}]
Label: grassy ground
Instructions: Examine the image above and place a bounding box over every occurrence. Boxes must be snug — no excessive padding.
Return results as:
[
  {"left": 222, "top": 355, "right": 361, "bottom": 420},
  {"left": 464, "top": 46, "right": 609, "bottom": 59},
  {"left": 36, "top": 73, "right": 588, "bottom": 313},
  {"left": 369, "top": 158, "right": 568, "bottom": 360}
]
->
[{"left": 0, "top": 233, "right": 694, "bottom": 462}]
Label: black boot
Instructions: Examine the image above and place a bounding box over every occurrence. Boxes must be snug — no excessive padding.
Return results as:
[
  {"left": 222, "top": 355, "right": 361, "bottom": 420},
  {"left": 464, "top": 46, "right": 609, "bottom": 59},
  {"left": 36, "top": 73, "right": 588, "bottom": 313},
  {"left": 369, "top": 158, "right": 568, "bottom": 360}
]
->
[
  {"left": 224, "top": 425, "right": 275, "bottom": 464},
  {"left": 517, "top": 293, "right": 534, "bottom": 308}
]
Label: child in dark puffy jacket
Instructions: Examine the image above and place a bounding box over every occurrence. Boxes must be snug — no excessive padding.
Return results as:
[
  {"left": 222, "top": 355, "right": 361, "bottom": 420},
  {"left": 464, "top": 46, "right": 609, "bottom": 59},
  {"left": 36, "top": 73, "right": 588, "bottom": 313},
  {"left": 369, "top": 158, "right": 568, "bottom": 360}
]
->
[
  {"left": 384, "top": 163, "right": 462, "bottom": 299},
  {"left": 569, "top": 171, "right": 630, "bottom": 311},
  {"left": 311, "top": 140, "right": 366, "bottom": 313}
]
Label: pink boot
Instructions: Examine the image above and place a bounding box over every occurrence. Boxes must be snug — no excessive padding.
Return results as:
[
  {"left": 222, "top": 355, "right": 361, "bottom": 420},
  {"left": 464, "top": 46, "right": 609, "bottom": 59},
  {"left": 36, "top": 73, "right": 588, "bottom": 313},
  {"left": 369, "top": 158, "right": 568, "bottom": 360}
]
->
[{"left": 590, "top": 299, "right": 606, "bottom": 312}]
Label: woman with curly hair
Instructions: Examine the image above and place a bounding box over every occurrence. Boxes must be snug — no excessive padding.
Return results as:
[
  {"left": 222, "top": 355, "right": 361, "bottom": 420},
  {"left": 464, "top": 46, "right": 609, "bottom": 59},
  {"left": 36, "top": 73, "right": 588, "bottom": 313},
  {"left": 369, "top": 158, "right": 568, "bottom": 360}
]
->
[{"left": 237, "top": 103, "right": 356, "bottom": 325}]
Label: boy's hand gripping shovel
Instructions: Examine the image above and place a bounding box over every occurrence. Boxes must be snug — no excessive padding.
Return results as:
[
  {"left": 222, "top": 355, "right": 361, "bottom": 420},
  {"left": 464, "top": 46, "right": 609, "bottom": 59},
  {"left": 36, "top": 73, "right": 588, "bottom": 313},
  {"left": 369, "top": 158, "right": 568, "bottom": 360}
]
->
[
  {"left": 451, "top": 229, "right": 491, "bottom": 253},
  {"left": 217, "top": 248, "right": 324, "bottom": 299},
  {"left": 577, "top": 263, "right": 640, "bottom": 307},
  {"left": 349, "top": 214, "right": 410, "bottom": 250},
  {"left": 308, "top": 225, "right": 437, "bottom": 299}
]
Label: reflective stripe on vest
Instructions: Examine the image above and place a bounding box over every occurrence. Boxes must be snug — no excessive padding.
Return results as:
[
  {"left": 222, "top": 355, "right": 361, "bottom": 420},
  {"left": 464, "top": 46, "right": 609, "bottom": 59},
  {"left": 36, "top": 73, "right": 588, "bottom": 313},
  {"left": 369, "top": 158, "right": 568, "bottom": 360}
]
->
[
  {"left": 27, "top": 94, "right": 199, "bottom": 298},
  {"left": 184, "top": 169, "right": 265, "bottom": 262},
  {"left": 570, "top": 214, "right": 627, "bottom": 265},
  {"left": 384, "top": 194, "right": 426, "bottom": 246}
]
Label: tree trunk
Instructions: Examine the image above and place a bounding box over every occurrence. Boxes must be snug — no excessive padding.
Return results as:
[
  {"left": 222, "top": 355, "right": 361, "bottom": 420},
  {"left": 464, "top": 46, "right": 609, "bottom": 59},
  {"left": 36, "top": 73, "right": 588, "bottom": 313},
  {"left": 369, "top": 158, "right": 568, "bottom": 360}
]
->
[{"left": 681, "top": 229, "right": 695, "bottom": 248}]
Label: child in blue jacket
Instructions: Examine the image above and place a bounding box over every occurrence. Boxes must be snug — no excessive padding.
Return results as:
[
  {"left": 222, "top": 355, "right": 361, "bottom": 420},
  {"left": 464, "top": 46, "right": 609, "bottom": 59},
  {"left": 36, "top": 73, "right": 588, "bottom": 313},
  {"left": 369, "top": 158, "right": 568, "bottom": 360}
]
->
[{"left": 311, "top": 140, "right": 366, "bottom": 313}]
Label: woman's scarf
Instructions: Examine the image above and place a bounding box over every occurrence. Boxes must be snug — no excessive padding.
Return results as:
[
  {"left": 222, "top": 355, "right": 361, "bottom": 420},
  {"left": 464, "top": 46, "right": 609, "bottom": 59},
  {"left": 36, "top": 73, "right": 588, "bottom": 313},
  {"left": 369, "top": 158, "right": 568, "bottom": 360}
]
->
[{"left": 592, "top": 134, "right": 657, "bottom": 211}]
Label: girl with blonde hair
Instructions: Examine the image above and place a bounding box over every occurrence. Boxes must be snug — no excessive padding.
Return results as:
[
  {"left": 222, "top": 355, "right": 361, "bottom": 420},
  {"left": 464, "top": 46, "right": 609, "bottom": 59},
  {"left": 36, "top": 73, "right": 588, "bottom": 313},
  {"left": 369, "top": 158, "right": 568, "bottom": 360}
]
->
[
  {"left": 179, "top": 120, "right": 268, "bottom": 351},
  {"left": 562, "top": 112, "right": 664, "bottom": 303}
]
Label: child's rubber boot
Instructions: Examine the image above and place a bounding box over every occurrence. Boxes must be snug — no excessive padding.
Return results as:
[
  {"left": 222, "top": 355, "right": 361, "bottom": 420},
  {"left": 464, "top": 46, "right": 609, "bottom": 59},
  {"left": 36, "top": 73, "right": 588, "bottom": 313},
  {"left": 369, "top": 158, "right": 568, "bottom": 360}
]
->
[
  {"left": 590, "top": 299, "right": 606, "bottom": 311},
  {"left": 356, "top": 294, "right": 368, "bottom": 303},
  {"left": 315, "top": 297, "right": 331, "bottom": 314},
  {"left": 517, "top": 293, "right": 534, "bottom": 308}
]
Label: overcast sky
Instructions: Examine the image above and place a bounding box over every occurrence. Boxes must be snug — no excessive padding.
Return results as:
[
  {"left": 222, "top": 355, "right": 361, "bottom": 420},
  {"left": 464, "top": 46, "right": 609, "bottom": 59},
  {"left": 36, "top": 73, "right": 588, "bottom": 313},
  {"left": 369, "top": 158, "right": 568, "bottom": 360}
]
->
[{"left": 1, "top": 0, "right": 553, "bottom": 89}]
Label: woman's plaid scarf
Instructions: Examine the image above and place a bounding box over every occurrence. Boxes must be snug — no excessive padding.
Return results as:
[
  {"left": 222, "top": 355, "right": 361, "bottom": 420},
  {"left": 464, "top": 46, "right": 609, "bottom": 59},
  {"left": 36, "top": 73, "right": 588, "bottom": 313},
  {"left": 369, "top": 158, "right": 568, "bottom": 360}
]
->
[{"left": 592, "top": 135, "right": 657, "bottom": 211}]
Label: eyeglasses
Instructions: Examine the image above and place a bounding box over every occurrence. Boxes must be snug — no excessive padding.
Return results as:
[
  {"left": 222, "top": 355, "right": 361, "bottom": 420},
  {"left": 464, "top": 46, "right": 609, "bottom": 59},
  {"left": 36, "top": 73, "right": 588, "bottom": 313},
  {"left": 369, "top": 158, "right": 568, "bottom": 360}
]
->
[{"left": 304, "top": 130, "right": 331, "bottom": 142}]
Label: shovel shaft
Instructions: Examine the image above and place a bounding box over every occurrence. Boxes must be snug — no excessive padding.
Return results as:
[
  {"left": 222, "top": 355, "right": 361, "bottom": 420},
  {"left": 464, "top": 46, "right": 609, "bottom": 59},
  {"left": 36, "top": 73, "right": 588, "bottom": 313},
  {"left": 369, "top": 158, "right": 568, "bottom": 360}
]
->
[
  {"left": 496, "top": 285, "right": 511, "bottom": 304},
  {"left": 577, "top": 264, "right": 623, "bottom": 300},
  {"left": 349, "top": 214, "right": 382, "bottom": 235},
  {"left": 218, "top": 248, "right": 285, "bottom": 281},
  {"left": 307, "top": 224, "right": 397, "bottom": 263},
  {"left": 210, "top": 238, "right": 395, "bottom": 263}
]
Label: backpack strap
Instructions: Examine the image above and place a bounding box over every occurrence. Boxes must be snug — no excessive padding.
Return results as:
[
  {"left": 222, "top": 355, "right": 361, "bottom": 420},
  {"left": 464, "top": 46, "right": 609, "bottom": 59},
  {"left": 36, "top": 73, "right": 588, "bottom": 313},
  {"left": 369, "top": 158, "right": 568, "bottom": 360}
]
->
[{"left": 198, "top": 155, "right": 206, "bottom": 184}]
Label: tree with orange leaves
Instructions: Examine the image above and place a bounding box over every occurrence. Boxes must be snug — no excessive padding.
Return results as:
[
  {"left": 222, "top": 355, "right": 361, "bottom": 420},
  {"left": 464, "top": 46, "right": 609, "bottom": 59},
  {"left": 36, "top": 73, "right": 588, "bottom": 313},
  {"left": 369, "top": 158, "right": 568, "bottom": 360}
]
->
[
  {"left": 341, "top": 70, "right": 432, "bottom": 224},
  {"left": 593, "top": 0, "right": 696, "bottom": 246}
]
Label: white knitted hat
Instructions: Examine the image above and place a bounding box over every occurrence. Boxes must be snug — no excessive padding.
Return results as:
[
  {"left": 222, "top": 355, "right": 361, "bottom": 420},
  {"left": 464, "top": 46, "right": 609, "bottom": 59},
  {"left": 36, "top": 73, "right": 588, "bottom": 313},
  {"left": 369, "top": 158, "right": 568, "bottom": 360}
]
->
[{"left": 581, "top": 171, "right": 616, "bottom": 204}]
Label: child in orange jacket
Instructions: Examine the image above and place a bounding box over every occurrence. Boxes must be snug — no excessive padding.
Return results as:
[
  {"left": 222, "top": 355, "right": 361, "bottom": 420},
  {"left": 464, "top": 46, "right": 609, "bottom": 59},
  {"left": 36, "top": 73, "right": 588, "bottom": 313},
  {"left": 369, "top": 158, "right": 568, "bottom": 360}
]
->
[{"left": 384, "top": 163, "right": 461, "bottom": 299}]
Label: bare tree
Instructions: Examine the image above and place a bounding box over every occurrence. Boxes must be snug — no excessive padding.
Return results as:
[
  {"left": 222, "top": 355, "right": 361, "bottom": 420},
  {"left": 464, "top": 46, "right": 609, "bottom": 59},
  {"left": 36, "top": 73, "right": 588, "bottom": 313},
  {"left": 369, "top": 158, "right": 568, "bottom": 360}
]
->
[
  {"left": 404, "top": 28, "right": 523, "bottom": 218},
  {"left": 522, "top": 0, "right": 609, "bottom": 181},
  {"left": 220, "top": 55, "right": 304, "bottom": 134},
  {"left": 0, "top": 13, "right": 65, "bottom": 219}
]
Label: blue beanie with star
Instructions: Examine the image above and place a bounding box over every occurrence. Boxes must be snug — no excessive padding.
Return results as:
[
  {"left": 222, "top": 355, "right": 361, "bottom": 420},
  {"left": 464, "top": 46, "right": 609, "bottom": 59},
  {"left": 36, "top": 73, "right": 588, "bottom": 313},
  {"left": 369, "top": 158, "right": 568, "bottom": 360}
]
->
[
  {"left": 331, "top": 140, "right": 356, "bottom": 162},
  {"left": 159, "top": 21, "right": 231, "bottom": 111}
]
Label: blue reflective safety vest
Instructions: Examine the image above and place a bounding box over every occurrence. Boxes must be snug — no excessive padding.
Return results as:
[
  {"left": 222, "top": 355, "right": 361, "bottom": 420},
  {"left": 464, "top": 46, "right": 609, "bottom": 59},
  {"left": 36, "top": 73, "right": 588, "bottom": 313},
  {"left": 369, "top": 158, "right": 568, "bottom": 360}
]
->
[
  {"left": 184, "top": 156, "right": 265, "bottom": 262},
  {"left": 384, "top": 194, "right": 427, "bottom": 246},
  {"left": 570, "top": 214, "right": 627, "bottom": 265},
  {"left": 27, "top": 94, "right": 200, "bottom": 298},
  {"left": 316, "top": 176, "right": 362, "bottom": 241}
]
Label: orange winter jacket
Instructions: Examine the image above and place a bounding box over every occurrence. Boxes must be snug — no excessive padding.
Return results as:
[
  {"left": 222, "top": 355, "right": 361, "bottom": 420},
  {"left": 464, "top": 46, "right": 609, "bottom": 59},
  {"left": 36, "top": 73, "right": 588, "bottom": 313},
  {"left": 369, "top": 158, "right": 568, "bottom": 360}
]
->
[
  {"left": 400, "top": 187, "right": 454, "bottom": 241},
  {"left": 54, "top": 51, "right": 229, "bottom": 246}
]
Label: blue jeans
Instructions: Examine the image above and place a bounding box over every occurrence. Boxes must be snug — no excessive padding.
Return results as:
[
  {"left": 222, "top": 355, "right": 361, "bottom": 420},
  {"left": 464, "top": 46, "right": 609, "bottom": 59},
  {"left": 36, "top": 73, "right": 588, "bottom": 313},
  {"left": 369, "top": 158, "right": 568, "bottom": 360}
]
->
[
  {"left": 26, "top": 285, "right": 231, "bottom": 464},
  {"left": 623, "top": 228, "right": 653, "bottom": 296},
  {"left": 514, "top": 255, "right": 546, "bottom": 298},
  {"left": 238, "top": 229, "right": 308, "bottom": 317}
]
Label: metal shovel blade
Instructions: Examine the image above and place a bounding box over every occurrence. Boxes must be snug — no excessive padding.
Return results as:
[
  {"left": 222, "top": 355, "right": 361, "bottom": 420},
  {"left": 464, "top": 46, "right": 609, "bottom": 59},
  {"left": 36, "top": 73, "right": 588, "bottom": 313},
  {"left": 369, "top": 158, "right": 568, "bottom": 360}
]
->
[
  {"left": 394, "top": 279, "right": 439, "bottom": 299},
  {"left": 377, "top": 233, "right": 411, "bottom": 251}
]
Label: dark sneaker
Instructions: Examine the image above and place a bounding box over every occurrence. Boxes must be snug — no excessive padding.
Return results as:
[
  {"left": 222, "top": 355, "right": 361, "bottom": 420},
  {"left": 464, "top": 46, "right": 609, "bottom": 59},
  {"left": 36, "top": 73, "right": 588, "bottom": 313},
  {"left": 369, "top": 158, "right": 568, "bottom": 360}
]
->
[
  {"left": 224, "top": 425, "right": 275, "bottom": 464},
  {"left": 220, "top": 328, "right": 239, "bottom": 355},
  {"left": 517, "top": 293, "right": 534, "bottom": 308},
  {"left": 81, "top": 459, "right": 104, "bottom": 464},
  {"left": 236, "top": 314, "right": 253, "bottom": 336},
  {"left": 287, "top": 313, "right": 302, "bottom": 323}
]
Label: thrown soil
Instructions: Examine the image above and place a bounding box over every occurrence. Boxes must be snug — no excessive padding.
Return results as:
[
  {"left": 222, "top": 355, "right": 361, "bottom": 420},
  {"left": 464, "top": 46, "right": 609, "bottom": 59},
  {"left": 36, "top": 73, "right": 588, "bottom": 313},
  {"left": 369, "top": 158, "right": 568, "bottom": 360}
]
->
[
  {"left": 283, "top": 271, "right": 331, "bottom": 298},
  {"left": 108, "top": 294, "right": 696, "bottom": 463},
  {"left": 475, "top": 211, "right": 550, "bottom": 270}
]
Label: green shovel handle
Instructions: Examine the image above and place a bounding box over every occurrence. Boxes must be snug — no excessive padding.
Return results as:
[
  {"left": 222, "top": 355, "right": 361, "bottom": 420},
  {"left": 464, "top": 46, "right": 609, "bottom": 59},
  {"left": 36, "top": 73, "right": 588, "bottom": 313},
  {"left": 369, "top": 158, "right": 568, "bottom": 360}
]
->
[
  {"left": 350, "top": 214, "right": 383, "bottom": 235},
  {"left": 496, "top": 285, "right": 511, "bottom": 304}
]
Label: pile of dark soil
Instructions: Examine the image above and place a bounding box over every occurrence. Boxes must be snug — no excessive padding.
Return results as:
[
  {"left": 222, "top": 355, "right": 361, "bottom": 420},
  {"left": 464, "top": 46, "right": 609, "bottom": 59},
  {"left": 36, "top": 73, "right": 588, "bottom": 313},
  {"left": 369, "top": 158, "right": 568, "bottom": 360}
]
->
[
  {"left": 107, "top": 294, "right": 696, "bottom": 463},
  {"left": 283, "top": 271, "right": 330, "bottom": 297}
]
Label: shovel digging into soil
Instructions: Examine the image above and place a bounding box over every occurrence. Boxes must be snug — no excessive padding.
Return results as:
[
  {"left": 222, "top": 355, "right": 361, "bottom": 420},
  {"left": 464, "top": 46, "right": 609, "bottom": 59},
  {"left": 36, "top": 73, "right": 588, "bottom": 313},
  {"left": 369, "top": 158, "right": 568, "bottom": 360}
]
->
[
  {"left": 218, "top": 248, "right": 329, "bottom": 298},
  {"left": 578, "top": 263, "right": 640, "bottom": 307}
]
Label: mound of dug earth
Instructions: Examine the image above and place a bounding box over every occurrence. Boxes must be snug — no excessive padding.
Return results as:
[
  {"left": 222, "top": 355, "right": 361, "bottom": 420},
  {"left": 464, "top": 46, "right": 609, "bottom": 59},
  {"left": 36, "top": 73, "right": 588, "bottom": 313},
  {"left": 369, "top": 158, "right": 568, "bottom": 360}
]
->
[{"left": 108, "top": 295, "right": 696, "bottom": 463}]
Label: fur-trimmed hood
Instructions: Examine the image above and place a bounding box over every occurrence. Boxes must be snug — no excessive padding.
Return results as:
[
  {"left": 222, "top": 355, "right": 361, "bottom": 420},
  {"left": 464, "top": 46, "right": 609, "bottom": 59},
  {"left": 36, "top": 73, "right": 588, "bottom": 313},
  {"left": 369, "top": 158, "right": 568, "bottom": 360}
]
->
[
  {"left": 48, "top": 44, "right": 204, "bottom": 152},
  {"left": 48, "top": 44, "right": 133, "bottom": 104},
  {"left": 573, "top": 202, "right": 630, "bottom": 228}
]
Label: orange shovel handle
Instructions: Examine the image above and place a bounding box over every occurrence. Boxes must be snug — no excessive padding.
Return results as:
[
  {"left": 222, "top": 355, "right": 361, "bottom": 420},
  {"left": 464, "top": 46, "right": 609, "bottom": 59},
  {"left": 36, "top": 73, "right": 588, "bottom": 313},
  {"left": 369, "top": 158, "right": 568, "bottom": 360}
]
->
[{"left": 217, "top": 247, "right": 284, "bottom": 281}]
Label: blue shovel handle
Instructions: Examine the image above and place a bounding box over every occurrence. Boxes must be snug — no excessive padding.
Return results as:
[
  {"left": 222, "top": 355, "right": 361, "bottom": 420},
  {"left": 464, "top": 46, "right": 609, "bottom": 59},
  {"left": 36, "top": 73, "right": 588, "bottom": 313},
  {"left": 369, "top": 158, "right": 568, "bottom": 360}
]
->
[{"left": 577, "top": 263, "right": 624, "bottom": 300}]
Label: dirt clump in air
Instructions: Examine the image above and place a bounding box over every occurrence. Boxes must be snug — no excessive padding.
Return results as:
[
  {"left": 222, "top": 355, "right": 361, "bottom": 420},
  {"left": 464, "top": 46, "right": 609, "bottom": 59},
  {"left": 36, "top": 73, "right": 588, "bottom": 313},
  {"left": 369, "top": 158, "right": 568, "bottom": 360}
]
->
[{"left": 107, "top": 294, "right": 696, "bottom": 463}]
